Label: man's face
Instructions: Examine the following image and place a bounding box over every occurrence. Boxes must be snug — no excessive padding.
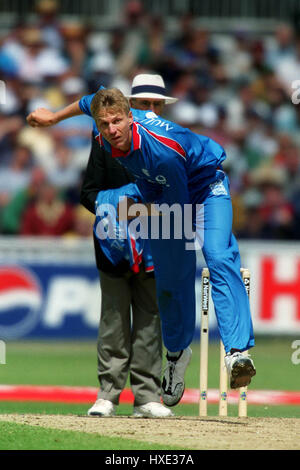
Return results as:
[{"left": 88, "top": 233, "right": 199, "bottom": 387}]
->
[
  {"left": 130, "top": 98, "right": 165, "bottom": 115},
  {"left": 97, "top": 108, "right": 133, "bottom": 152}
]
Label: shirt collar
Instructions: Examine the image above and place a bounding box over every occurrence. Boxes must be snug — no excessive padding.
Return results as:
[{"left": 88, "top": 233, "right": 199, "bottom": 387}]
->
[{"left": 95, "top": 122, "right": 141, "bottom": 158}]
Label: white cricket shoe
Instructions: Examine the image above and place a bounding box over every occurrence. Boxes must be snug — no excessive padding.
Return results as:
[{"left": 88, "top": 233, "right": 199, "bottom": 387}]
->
[
  {"left": 133, "top": 402, "right": 174, "bottom": 418},
  {"left": 161, "top": 347, "right": 192, "bottom": 407},
  {"left": 224, "top": 351, "right": 256, "bottom": 389},
  {"left": 87, "top": 398, "right": 116, "bottom": 417}
]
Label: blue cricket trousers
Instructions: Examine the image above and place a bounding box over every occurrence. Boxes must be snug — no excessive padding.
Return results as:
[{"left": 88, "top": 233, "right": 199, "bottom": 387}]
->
[{"left": 149, "top": 173, "right": 255, "bottom": 354}]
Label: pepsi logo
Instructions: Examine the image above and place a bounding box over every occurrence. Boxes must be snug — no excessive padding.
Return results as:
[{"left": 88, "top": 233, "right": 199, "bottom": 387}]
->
[{"left": 0, "top": 266, "right": 42, "bottom": 339}]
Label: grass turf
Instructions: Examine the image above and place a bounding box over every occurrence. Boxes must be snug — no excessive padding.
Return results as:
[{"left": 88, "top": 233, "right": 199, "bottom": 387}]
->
[
  {"left": 0, "top": 402, "right": 299, "bottom": 419},
  {"left": 0, "top": 337, "right": 299, "bottom": 421},
  {"left": 0, "top": 421, "right": 184, "bottom": 450},
  {"left": 0, "top": 337, "right": 299, "bottom": 450}
]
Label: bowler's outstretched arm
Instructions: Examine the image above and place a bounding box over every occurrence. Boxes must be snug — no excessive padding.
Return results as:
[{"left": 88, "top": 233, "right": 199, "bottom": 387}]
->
[{"left": 26, "top": 100, "right": 83, "bottom": 127}]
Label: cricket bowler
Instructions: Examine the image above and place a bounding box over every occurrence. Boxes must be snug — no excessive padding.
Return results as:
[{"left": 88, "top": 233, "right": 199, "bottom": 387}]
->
[{"left": 27, "top": 87, "right": 256, "bottom": 407}]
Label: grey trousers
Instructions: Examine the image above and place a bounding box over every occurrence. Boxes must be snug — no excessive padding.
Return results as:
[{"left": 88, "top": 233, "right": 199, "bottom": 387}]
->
[{"left": 97, "top": 269, "right": 163, "bottom": 406}]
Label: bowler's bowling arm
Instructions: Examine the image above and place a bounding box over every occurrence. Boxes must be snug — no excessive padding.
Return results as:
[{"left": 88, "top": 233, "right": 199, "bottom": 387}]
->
[
  {"left": 118, "top": 198, "right": 160, "bottom": 220},
  {"left": 26, "top": 101, "right": 83, "bottom": 128}
]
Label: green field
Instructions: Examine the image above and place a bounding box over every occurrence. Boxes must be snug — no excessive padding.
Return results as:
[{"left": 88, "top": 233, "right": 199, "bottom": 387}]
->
[{"left": 0, "top": 336, "right": 299, "bottom": 449}]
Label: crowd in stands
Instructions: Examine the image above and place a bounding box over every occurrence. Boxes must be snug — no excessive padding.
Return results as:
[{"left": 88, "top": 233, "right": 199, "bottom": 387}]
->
[{"left": 1, "top": 0, "right": 300, "bottom": 240}]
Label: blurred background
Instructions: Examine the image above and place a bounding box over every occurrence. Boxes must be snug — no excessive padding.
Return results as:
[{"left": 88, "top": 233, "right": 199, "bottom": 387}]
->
[{"left": 0, "top": 0, "right": 300, "bottom": 343}]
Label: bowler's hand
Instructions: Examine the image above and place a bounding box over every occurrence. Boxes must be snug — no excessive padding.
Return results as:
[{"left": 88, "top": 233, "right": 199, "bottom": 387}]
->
[
  {"left": 117, "top": 198, "right": 158, "bottom": 220},
  {"left": 117, "top": 197, "right": 137, "bottom": 220},
  {"left": 26, "top": 108, "right": 58, "bottom": 127}
]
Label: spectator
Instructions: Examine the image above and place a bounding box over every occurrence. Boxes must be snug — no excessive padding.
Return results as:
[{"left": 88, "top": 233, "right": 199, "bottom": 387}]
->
[
  {"left": 20, "top": 181, "right": 74, "bottom": 236},
  {"left": 265, "top": 23, "right": 295, "bottom": 70},
  {"left": 0, "top": 145, "right": 32, "bottom": 207},
  {"left": 0, "top": 115, "right": 24, "bottom": 165},
  {"left": 273, "top": 34, "right": 300, "bottom": 93},
  {"left": 65, "top": 205, "right": 94, "bottom": 239},
  {"left": 35, "top": 0, "right": 63, "bottom": 50},
  {"left": 248, "top": 166, "right": 294, "bottom": 239},
  {"left": 17, "top": 26, "right": 68, "bottom": 84},
  {"left": 47, "top": 142, "right": 81, "bottom": 194},
  {"left": 258, "top": 181, "right": 295, "bottom": 239},
  {"left": 114, "top": 0, "right": 147, "bottom": 77},
  {"left": 1, "top": 9, "right": 300, "bottom": 243},
  {"left": 60, "top": 21, "right": 89, "bottom": 75},
  {"left": 51, "top": 76, "right": 93, "bottom": 169},
  {"left": 1, "top": 166, "right": 46, "bottom": 235}
]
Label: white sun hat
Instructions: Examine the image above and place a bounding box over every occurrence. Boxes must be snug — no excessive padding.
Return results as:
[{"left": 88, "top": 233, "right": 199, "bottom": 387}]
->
[{"left": 126, "top": 74, "right": 178, "bottom": 104}]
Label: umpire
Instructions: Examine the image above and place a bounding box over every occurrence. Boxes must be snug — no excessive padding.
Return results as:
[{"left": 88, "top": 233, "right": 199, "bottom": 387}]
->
[{"left": 81, "top": 74, "right": 177, "bottom": 417}]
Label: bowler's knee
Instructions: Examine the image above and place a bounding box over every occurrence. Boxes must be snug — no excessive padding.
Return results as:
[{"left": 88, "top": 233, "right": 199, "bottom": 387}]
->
[{"left": 204, "top": 248, "right": 237, "bottom": 272}]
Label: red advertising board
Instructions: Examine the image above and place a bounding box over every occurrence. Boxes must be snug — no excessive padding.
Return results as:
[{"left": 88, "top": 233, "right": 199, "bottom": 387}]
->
[{"left": 239, "top": 241, "right": 300, "bottom": 334}]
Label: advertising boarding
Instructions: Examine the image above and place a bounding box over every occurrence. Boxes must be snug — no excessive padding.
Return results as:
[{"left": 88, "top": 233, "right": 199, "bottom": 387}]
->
[{"left": 0, "top": 238, "right": 299, "bottom": 340}]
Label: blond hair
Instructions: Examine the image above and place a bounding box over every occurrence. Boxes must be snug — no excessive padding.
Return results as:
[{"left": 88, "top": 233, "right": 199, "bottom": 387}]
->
[{"left": 90, "top": 88, "right": 130, "bottom": 126}]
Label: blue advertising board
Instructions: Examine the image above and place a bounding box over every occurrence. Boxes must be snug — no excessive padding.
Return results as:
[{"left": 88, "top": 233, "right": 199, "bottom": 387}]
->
[
  {"left": 0, "top": 238, "right": 220, "bottom": 340},
  {"left": 0, "top": 263, "right": 100, "bottom": 339}
]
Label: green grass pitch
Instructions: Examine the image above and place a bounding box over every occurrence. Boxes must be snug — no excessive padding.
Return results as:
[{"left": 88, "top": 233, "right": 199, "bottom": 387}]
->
[{"left": 0, "top": 336, "right": 299, "bottom": 449}]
